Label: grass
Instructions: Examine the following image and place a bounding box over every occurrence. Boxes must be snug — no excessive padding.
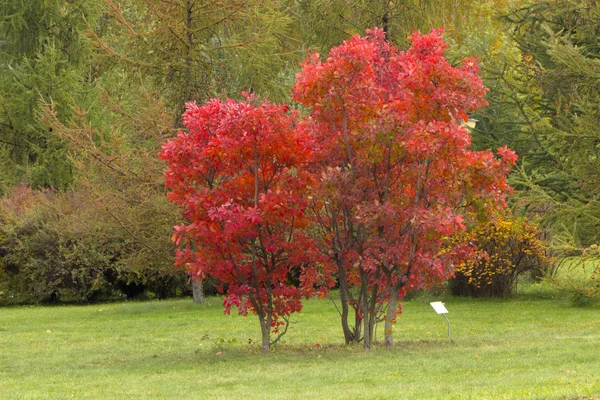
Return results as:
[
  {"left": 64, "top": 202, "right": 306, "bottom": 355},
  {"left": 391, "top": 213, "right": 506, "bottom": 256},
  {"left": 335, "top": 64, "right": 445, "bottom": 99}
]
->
[{"left": 1, "top": 291, "right": 599, "bottom": 399}]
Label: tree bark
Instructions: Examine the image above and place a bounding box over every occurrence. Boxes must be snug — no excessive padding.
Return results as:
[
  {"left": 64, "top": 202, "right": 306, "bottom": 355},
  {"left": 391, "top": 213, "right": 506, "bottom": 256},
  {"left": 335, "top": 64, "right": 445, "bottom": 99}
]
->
[
  {"left": 353, "top": 307, "right": 362, "bottom": 342},
  {"left": 368, "top": 285, "right": 378, "bottom": 345},
  {"left": 260, "top": 317, "right": 271, "bottom": 352},
  {"left": 384, "top": 288, "right": 398, "bottom": 347},
  {"left": 191, "top": 279, "right": 205, "bottom": 305},
  {"left": 361, "top": 271, "right": 372, "bottom": 349},
  {"left": 336, "top": 256, "right": 355, "bottom": 344}
]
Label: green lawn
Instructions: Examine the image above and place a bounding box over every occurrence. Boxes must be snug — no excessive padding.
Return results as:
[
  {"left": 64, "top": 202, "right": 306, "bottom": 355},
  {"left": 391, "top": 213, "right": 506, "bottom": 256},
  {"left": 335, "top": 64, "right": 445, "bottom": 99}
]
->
[{"left": 1, "top": 292, "right": 599, "bottom": 399}]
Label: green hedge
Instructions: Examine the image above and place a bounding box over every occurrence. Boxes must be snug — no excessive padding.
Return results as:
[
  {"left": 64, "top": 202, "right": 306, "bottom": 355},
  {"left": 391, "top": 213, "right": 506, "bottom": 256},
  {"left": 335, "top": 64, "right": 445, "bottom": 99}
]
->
[{"left": 0, "top": 186, "right": 193, "bottom": 305}]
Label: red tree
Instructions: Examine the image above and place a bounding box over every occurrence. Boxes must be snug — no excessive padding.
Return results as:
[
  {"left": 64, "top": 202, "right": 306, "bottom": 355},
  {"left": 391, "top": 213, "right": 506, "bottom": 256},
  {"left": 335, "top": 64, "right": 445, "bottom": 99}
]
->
[
  {"left": 293, "top": 29, "right": 517, "bottom": 347},
  {"left": 160, "top": 96, "right": 319, "bottom": 352}
]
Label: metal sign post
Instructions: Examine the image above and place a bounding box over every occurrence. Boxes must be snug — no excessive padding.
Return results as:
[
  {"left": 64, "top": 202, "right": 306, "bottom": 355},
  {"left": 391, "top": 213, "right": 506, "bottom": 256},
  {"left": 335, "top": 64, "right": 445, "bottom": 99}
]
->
[{"left": 430, "top": 301, "right": 452, "bottom": 342}]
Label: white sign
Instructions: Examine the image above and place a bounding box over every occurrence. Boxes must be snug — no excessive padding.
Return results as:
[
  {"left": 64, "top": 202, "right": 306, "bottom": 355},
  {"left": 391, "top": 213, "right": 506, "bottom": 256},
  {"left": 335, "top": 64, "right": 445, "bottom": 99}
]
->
[{"left": 430, "top": 301, "right": 448, "bottom": 315}]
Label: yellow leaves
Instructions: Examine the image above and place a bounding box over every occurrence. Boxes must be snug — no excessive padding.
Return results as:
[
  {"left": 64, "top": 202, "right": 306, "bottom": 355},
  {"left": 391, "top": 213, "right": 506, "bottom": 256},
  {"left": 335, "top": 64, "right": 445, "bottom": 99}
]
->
[{"left": 452, "top": 215, "right": 549, "bottom": 295}]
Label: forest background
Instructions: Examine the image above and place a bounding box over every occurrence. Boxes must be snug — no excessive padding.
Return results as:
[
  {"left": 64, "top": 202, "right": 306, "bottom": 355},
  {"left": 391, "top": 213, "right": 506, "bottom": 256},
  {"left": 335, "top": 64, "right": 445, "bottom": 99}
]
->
[{"left": 1, "top": 0, "right": 599, "bottom": 306}]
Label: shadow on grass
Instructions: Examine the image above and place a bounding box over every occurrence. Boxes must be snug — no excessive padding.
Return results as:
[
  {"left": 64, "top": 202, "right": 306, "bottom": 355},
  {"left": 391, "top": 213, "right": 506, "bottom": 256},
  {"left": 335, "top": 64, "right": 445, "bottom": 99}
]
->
[{"left": 100, "top": 338, "right": 467, "bottom": 373}]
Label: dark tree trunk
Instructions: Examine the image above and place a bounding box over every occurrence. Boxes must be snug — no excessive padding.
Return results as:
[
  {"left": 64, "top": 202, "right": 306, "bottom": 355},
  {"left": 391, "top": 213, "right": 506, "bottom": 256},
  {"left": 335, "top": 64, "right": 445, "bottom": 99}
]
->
[{"left": 336, "top": 257, "right": 355, "bottom": 344}]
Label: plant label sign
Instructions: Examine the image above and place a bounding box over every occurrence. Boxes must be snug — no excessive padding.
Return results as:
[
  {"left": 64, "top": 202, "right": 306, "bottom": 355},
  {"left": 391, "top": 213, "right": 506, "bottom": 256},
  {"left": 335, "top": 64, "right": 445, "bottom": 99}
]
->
[{"left": 430, "top": 301, "right": 448, "bottom": 315}]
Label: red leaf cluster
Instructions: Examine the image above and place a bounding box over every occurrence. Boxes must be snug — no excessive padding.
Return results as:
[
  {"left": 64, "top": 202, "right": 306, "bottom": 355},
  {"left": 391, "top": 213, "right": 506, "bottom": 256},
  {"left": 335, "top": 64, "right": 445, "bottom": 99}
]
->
[
  {"left": 292, "top": 29, "right": 516, "bottom": 345},
  {"left": 160, "top": 96, "right": 320, "bottom": 334}
]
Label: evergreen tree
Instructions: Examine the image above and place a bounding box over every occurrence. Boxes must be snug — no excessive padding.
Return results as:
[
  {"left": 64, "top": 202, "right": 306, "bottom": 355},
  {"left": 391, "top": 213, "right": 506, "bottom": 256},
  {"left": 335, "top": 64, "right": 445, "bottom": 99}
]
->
[
  {"left": 40, "top": 0, "right": 304, "bottom": 301},
  {"left": 0, "top": 0, "right": 100, "bottom": 190},
  {"left": 473, "top": 0, "right": 600, "bottom": 248},
  {"left": 294, "top": 0, "right": 503, "bottom": 51},
  {"left": 89, "top": 0, "right": 299, "bottom": 113}
]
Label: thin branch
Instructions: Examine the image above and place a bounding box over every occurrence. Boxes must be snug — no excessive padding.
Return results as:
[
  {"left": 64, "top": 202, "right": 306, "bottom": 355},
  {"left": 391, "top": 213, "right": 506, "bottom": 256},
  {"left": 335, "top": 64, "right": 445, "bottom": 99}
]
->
[
  {"left": 99, "top": 197, "right": 171, "bottom": 262},
  {"left": 270, "top": 315, "right": 290, "bottom": 346},
  {"left": 327, "top": 294, "right": 343, "bottom": 318}
]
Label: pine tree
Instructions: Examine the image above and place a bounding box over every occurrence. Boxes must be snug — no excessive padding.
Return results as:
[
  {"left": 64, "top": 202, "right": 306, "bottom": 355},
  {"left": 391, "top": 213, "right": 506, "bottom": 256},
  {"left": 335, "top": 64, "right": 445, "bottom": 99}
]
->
[
  {"left": 294, "top": 0, "right": 505, "bottom": 51},
  {"left": 89, "top": 0, "right": 300, "bottom": 113},
  {"left": 0, "top": 0, "right": 100, "bottom": 190},
  {"left": 473, "top": 0, "right": 600, "bottom": 248}
]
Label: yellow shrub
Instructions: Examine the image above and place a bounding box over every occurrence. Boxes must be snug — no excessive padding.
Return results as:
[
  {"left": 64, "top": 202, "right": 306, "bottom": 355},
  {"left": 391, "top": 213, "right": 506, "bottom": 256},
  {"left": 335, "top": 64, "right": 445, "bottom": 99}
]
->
[{"left": 450, "top": 216, "right": 549, "bottom": 297}]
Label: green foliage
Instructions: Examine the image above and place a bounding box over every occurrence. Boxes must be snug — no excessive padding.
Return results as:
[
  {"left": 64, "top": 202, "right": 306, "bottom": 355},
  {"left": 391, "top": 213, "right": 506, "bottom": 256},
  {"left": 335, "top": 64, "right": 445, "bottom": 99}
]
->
[
  {"left": 0, "top": 0, "right": 101, "bottom": 189},
  {"left": 296, "top": 0, "right": 520, "bottom": 53},
  {"left": 1, "top": 217, "right": 115, "bottom": 303},
  {"left": 91, "top": 0, "right": 299, "bottom": 109},
  {"left": 471, "top": 0, "right": 600, "bottom": 249},
  {"left": 296, "top": 0, "right": 445, "bottom": 50},
  {"left": 450, "top": 215, "right": 549, "bottom": 297},
  {"left": 546, "top": 255, "right": 600, "bottom": 306}
]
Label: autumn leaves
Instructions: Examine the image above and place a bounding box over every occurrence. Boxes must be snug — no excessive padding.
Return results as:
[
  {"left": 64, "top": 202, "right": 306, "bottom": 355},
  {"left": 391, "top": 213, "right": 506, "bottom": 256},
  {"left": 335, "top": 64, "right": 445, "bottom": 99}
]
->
[{"left": 161, "top": 29, "right": 516, "bottom": 351}]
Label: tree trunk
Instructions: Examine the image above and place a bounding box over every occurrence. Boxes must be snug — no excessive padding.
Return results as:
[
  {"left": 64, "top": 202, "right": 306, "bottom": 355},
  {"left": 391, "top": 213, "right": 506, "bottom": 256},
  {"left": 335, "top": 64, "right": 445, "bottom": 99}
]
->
[
  {"left": 362, "top": 302, "right": 371, "bottom": 349},
  {"left": 260, "top": 318, "right": 271, "bottom": 353},
  {"left": 353, "top": 308, "right": 362, "bottom": 343},
  {"left": 384, "top": 288, "right": 399, "bottom": 347},
  {"left": 361, "top": 271, "right": 372, "bottom": 349},
  {"left": 336, "top": 257, "right": 355, "bottom": 344},
  {"left": 192, "top": 279, "right": 205, "bottom": 305},
  {"left": 368, "top": 285, "right": 378, "bottom": 345}
]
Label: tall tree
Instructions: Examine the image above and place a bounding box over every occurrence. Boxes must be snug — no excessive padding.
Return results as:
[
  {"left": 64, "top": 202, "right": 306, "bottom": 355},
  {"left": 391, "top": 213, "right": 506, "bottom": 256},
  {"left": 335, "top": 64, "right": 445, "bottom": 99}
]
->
[
  {"left": 473, "top": 0, "right": 600, "bottom": 248},
  {"left": 295, "top": 0, "right": 504, "bottom": 52},
  {"left": 293, "top": 29, "right": 516, "bottom": 348},
  {"left": 0, "top": 0, "right": 100, "bottom": 190},
  {"left": 89, "top": 0, "right": 300, "bottom": 112}
]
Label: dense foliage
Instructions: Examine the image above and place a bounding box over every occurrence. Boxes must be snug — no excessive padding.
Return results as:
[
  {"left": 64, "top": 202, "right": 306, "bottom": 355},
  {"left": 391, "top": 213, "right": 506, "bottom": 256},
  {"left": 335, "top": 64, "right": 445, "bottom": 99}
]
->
[
  {"left": 161, "top": 29, "right": 516, "bottom": 349},
  {"left": 161, "top": 97, "right": 319, "bottom": 351},
  {"left": 0, "top": 186, "right": 190, "bottom": 305},
  {"left": 450, "top": 215, "right": 549, "bottom": 297},
  {"left": 472, "top": 0, "right": 600, "bottom": 248},
  {"left": 292, "top": 29, "right": 515, "bottom": 347}
]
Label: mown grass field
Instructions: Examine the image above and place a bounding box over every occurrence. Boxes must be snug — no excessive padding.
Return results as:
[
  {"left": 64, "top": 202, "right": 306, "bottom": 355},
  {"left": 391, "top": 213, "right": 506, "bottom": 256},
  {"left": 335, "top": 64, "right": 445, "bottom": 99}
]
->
[{"left": 1, "top": 289, "right": 599, "bottom": 399}]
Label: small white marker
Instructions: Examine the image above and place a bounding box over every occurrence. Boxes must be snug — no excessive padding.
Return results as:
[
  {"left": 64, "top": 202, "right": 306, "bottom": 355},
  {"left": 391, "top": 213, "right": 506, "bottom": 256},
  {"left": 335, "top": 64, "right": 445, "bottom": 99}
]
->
[
  {"left": 430, "top": 301, "right": 452, "bottom": 342},
  {"left": 430, "top": 301, "right": 448, "bottom": 314}
]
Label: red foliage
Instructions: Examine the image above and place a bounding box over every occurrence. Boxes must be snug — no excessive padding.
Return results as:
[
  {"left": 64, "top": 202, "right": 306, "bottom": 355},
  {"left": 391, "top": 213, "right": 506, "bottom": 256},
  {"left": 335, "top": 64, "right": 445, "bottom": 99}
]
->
[
  {"left": 160, "top": 95, "right": 319, "bottom": 348},
  {"left": 161, "top": 28, "right": 517, "bottom": 348},
  {"left": 293, "top": 28, "right": 516, "bottom": 346}
]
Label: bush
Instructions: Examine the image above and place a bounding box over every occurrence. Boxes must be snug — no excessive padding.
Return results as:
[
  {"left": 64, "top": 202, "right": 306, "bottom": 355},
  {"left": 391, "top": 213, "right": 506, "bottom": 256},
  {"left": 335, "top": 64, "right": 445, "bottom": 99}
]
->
[
  {"left": 0, "top": 185, "right": 192, "bottom": 305},
  {"left": 0, "top": 220, "right": 116, "bottom": 303},
  {"left": 450, "top": 216, "right": 549, "bottom": 297}
]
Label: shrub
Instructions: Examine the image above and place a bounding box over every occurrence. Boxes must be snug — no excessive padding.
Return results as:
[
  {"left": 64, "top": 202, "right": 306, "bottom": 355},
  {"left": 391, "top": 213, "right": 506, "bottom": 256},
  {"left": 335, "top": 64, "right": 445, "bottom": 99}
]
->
[
  {"left": 450, "top": 216, "right": 549, "bottom": 297},
  {"left": 0, "top": 185, "right": 191, "bottom": 305},
  {"left": 0, "top": 220, "right": 115, "bottom": 303}
]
